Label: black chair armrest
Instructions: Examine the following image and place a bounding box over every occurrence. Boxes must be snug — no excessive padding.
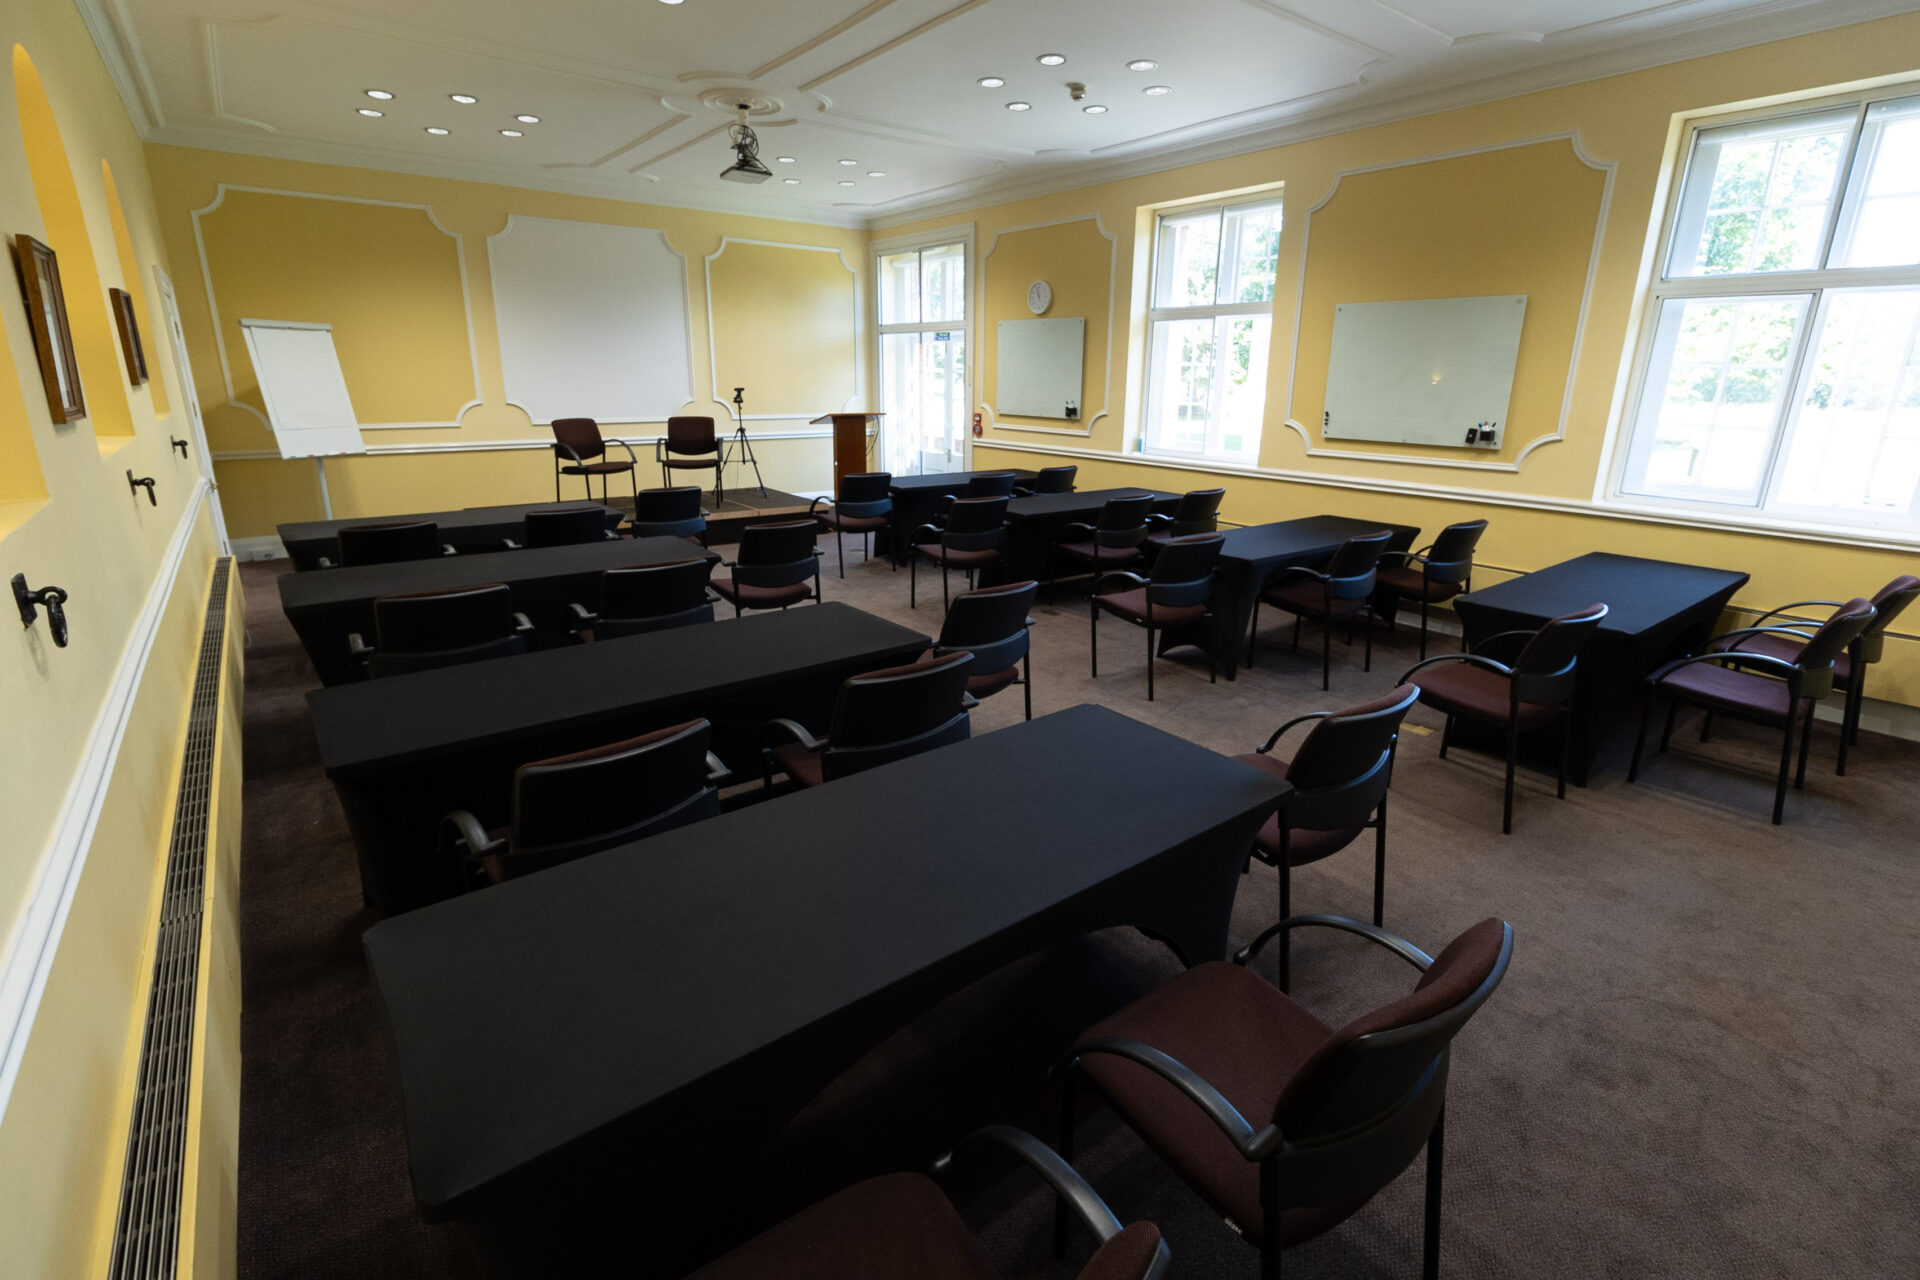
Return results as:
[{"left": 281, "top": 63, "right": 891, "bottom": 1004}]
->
[
  {"left": 609, "top": 438, "right": 641, "bottom": 467},
  {"left": 1012, "top": 485, "right": 1036, "bottom": 497},
  {"left": 808, "top": 496, "right": 830, "bottom": 518},
  {"left": 719, "top": 557, "right": 740, "bottom": 570},
  {"left": 960, "top": 691, "right": 980, "bottom": 710},
  {"left": 316, "top": 555, "right": 335, "bottom": 569},
  {"left": 909, "top": 522, "right": 943, "bottom": 547},
  {"left": 1142, "top": 512, "right": 1171, "bottom": 529},
  {"left": 347, "top": 633, "right": 373, "bottom": 669},
  {"left": 1378, "top": 549, "right": 1430, "bottom": 568},
  {"left": 512, "top": 612, "right": 535, "bottom": 636},
  {"left": 1398, "top": 652, "right": 1514, "bottom": 683},
  {"left": 441, "top": 544, "right": 458, "bottom": 557},
  {"left": 1057, "top": 521, "right": 1099, "bottom": 542},
  {"left": 1708, "top": 624, "right": 1819, "bottom": 652},
  {"left": 705, "top": 751, "right": 730, "bottom": 784},
  {"left": 931, "top": 494, "right": 958, "bottom": 519},
  {"left": 1747, "top": 599, "right": 1843, "bottom": 629},
  {"left": 1256, "top": 709, "right": 1332, "bottom": 754},
  {"left": 441, "top": 809, "right": 505, "bottom": 875},
  {"left": 759, "top": 718, "right": 826, "bottom": 753},
  {"left": 1469, "top": 628, "right": 1535, "bottom": 662},
  {"left": 1092, "top": 570, "right": 1148, "bottom": 596},
  {"left": 602, "top": 529, "right": 620, "bottom": 542},
  {"left": 1237, "top": 912, "right": 1435, "bottom": 973},
  {"left": 1064, "top": 1039, "right": 1278, "bottom": 1161},
  {"left": 653, "top": 438, "right": 668, "bottom": 463},
  {"left": 566, "top": 602, "right": 598, "bottom": 635},
  {"left": 500, "top": 538, "right": 521, "bottom": 551},
  {"left": 1647, "top": 649, "right": 1802, "bottom": 686},
  {"left": 703, "top": 587, "right": 722, "bottom": 604},
  {"left": 935, "top": 1126, "right": 1142, "bottom": 1257},
  {"left": 555, "top": 442, "right": 585, "bottom": 463},
  {"left": 1265, "top": 564, "right": 1328, "bottom": 587}
]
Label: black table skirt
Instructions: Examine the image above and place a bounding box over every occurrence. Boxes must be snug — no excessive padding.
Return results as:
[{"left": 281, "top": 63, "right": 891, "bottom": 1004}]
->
[
  {"left": 995, "top": 488, "right": 1184, "bottom": 585},
  {"left": 279, "top": 536, "right": 720, "bottom": 686},
  {"left": 278, "top": 500, "right": 622, "bottom": 570},
  {"left": 362, "top": 705, "right": 1288, "bottom": 1274},
  {"left": 881, "top": 469, "right": 1037, "bottom": 560},
  {"left": 312, "top": 602, "right": 929, "bottom": 913},
  {"left": 1450, "top": 552, "right": 1749, "bottom": 785}
]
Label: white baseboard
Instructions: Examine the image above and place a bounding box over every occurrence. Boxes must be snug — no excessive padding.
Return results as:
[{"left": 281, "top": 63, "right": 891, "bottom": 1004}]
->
[{"left": 229, "top": 535, "right": 286, "bottom": 561}]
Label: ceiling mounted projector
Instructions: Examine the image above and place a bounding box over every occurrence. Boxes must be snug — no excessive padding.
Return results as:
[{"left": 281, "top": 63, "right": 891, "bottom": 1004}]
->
[{"left": 720, "top": 106, "right": 772, "bottom": 184}]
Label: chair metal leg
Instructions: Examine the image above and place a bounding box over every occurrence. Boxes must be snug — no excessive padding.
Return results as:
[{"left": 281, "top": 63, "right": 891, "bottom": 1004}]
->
[
  {"left": 1373, "top": 799, "right": 1387, "bottom": 926},
  {"left": 1423, "top": 1110, "right": 1446, "bottom": 1280},
  {"left": 1022, "top": 651, "right": 1033, "bottom": 721},
  {"left": 1260, "top": 1160, "right": 1282, "bottom": 1280},
  {"left": 1503, "top": 717, "right": 1518, "bottom": 835},
  {"left": 1363, "top": 606, "right": 1374, "bottom": 672},
  {"left": 1090, "top": 601, "right": 1099, "bottom": 678},
  {"left": 1557, "top": 708, "right": 1571, "bottom": 800},
  {"left": 1146, "top": 624, "right": 1157, "bottom": 700},
  {"left": 1699, "top": 710, "right": 1714, "bottom": 743},
  {"left": 1053, "top": 1072, "right": 1078, "bottom": 1257},
  {"left": 1048, "top": 543, "right": 1058, "bottom": 605},
  {"left": 1773, "top": 708, "right": 1795, "bottom": 824},
  {"left": 1277, "top": 838, "right": 1292, "bottom": 993},
  {"left": 1849, "top": 665, "right": 1867, "bottom": 745},
  {"left": 1247, "top": 598, "right": 1260, "bottom": 669},
  {"left": 1321, "top": 617, "right": 1331, "bottom": 691},
  {"left": 1659, "top": 699, "right": 1679, "bottom": 752},
  {"left": 941, "top": 562, "right": 951, "bottom": 611},
  {"left": 1628, "top": 690, "right": 1656, "bottom": 783},
  {"left": 1795, "top": 699, "right": 1815, "bottom": 788},
  {"left": 909, "top": 552, "right": 918, "bottom": 608},
  {"left": 1439, "top": 714, "right": 1453, "bottom": 759},
  {"left": 1418, "top": 597, "right": 1430, "bottom": 660},
  {"left": 836, "top": 526, "right": 845, "bottom": 578}
]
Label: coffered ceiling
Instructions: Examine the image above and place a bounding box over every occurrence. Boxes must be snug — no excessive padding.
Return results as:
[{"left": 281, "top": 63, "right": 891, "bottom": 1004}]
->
[{"left": 77, "top": 0, "right": 1916, "bottom": 227}]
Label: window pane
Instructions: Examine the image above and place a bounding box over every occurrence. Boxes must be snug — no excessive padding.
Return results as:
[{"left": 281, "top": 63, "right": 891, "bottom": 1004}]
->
[
  {"left": 1670, "top": 110, "right": 1852, "bottom": 277},
  {"left": 1220, "top": 203, "right": 1282, "bottom": 305},
  {"left": 880, "top": 329, "right": 968, "bottom": 475},
  {"left": 1145, "top": 318, "right": 1215, "bottom": 453},
  {"left": 1154, "top": 211, "right": 1220, "bottom": 308},
  {"left": 1217, "top": 314, "right": 1270, "bottom": 459},
  {"left": 1626, "top": 295, "right": 1809, "bottom": 503},
  {"left": 1834, "top": 97, "right": 1920, "bottom": 268},
  {"left": 1774, "top": 288, "right": 1920, "bottom": 519},
  {"left": 920, "top": 242, "right": 966, "bottom": 323},
  {"left": 878, "top": 251, "right": 921, "bottom": 325}
]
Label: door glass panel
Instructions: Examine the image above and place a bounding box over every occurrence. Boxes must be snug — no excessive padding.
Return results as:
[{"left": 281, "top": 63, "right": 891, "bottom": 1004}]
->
[{"left": 878, "top": 242, "right": 968, "bottom": 474}]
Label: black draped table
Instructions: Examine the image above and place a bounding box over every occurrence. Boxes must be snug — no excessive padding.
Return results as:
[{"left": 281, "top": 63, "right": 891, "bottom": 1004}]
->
[
  {"left": 363, "top": 704, "right": 1289, "bottom": 1276},
  {"left": 280, "top": 536, "right": 719, "bottom": 686},
  {"left": 882, "top": 468, "right": 1037, "bottom": 560},
  {"left": 278, "top": 500, "right": 623, "bottom": 571},
  {"left": 311, "top": 602, "right": 928, "bottom": 912},
  {"left": 998, "top": 487, "right": 1184, "bottom": 583},
  {"left": 1452, "top": 551, "right": 1749, "bottom": 785}
]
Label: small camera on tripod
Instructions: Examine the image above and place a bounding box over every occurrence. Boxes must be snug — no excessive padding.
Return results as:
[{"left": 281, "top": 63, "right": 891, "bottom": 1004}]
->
[{"left": 733, "top": 387, "right": 745, "bottom": 406}]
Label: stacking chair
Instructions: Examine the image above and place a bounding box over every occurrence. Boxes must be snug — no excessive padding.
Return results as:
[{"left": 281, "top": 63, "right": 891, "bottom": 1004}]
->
[
  {"left": 1090, "top": 534, "right": 1224, "bottom": 700},
  {"left": 348, "top": 583, "right": 533, "bottom": 679},
  {"left": 629, "top": 486, "right": 708, "bottom": 544},
  {"left": 711, "top": 520, "right": 822, "bottom": 617},
  {"left": 319, "top": 520, "right": 454, "bottom": 568},
  {"left": 658, "top": 415, "right": 724, "bottom": 498},
  {"left": 1246, "top": 530, "right": 1394, "bottom": 690},
  {"left": 1143, "top": 488, "right": 1226, "bottom": 556},
  {"left": 761, "top": 651, "right": 974, "bottom": 788},
  {"left": 1706, "top": 574, "right": 1918, "bottom": 775},
  {"left": 930, "top": 470, "right": 1019, "bottom": 523},
  {"left": 441, "top": 720, "right": 725, "bottom": 887},
  {"left": 1059, "top": 915, "right": 1514, "bottom": 1280},
  {"left": 1376, "top": 519, "right": 1488, "bottom": 660},
  {"left": 507, "top": 506, "right": 619, "bottom": 549},
  {"left": 1630, "top": 597, "right": 1875, "bottom": 824},
  {"left": 1049, "top": 492, "right": 1157, "bottom": 603},
  {"left": 550, "top": 417, "right": 640, "bottom": 506},
  {"left": 809, "top": 472, "right": 894, "bottom": 577},
  {"left": 910, "top": 496, "right": 1009, "bottom": 610},
  {"left": 1014, "top": 465, "right": 1078, "bottom": 496},
  {"left": 686, "top": 1126, "right": 1168, "bottom": 1280},
  {"left": 927, "top": 580, "right": 1038, "bottom": 720},
  {"left": 1229, "top": 686, "right": 1420, "bottom": 989},
  {"left": 568, "top": 559, "right": 716, "bottom": 640},
  {"left": 1399, "top": 603, "right": 1608, "bottom": 834}
]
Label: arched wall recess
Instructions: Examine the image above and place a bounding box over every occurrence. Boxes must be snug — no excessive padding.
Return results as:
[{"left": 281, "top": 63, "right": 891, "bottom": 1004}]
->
[
  {"left": 100, "top": 160, "right": 170, "bottom": 418},
  {"left": 0, "top": 306, "right": 50, "bottom": 517},
  {"left": 12, "top": 44, "right": 137, "bottom": 444}
]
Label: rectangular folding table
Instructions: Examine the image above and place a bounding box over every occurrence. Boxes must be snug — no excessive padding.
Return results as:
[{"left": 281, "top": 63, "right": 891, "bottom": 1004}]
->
[
  {"left": 998, "top": 487, "right": 1185, "bottom": 583},
  {"left": 277, "top": 500, "right": 623, "bottom": 570},
  {"left": 883, "top": 469, "right": 1038, "bottom": 560}
]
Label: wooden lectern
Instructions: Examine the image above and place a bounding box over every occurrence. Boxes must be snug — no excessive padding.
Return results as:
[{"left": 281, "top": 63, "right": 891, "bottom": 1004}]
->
[{"left": 812, "top": 411, "right": 882, "bottom": 488}]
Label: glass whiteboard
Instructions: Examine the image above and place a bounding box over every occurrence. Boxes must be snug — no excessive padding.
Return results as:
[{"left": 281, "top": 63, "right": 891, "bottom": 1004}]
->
[{"left": 1323, "top": 295, "right": 1526, "bottom": 449}]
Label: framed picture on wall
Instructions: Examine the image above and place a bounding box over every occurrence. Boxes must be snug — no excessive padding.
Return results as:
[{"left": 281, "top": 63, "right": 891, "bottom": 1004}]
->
[
  {"left": 110, "top": 286, "right": 148, "bottom": 385},
  {"left": 12, "top": 234, "right": 86, "bottom": 423}
]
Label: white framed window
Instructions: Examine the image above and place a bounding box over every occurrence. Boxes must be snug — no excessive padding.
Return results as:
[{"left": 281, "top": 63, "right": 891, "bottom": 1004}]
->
[
  {"left": 874, "top": 230, "right": 970, "bottom": 477},
  {"left": 1616, "top": 91, "right": 1920, "bottom": 532},
  {"left": 1142, "top": 198, "right": 1282, "bottom": 463}
]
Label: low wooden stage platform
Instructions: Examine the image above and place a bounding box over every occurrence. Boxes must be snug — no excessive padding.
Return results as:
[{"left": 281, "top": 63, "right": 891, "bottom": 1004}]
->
[{"left": 605, "top": 487, "right": 816, "bottom": 545}]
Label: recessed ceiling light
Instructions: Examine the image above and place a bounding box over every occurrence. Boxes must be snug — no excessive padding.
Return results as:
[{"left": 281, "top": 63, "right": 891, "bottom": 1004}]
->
[
  {"left": 839, "top": 158, "right": 857, "bottom": 166},
  {"left": 515, "top": 114, "right": 540, "bottom": 124},
  {"left": 783, "top": 177, "right": 800, "bottom": 184},
  {"left": 866, "top": 170, "right": 886, "bottom": 178},
  {"left": 357, "top": 108, "right": 384, "bottom": 117},
  {"left": 838, "top": 180, "right": 855, "bottom": 187},
  {"left": 776, "top": 156, "right": 797, "bottom": 163},
  {"left": 1082, "top": 104, "right": 1108, "bottom": 114},
  {"left": 1127, "top": 59, "right": 1158, "bottom": 72},
  {"left": 1143, "top": 84, "right": 1172, "bottom": 96},
  {"left": 658, "top": 0, "right": 685, "bottom": 5},
  {"left": 1037, "top": 53, "right": 1067, "bottom": 66},
  {"left": 425, "top": 126, "right": 449, "bottom": 135},
  {"left": 449, "top": 94, "right": 477, "bottom": 105},
  {"left": 1006, "top": 101, "right": 1031, "bottom": 112},
  {"left": 978, "top": 76, "right": 1005, "bottom": 88},
  {"left": 365, "top": 89, "right": 393, "bottom": 100},
  {"left": 500, "top": 129, "right": 523, "bottom": 137}
]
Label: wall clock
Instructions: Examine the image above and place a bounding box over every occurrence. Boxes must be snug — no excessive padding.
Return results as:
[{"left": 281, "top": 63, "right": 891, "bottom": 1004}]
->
[{"left": 1026, "top": 280, "right": 1052, "bottom": 316}]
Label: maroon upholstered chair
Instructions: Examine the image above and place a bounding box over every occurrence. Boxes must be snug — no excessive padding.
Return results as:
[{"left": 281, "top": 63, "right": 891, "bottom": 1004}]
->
[
  {"left": 1060, "top": 915, "right": 1514, "bottom": 1280},
  {"left": 348, "top": 583, "right": 533, "bottom": 679},
  {"left": 1014, "top": 464, "right": 1078, "bottom": 496},
  {"left": 1049, "top": 492, "right": 1157, "bottom": 603},
  {"left": 509, "top": 506, "right": 619, "bottom": 549},
  {"left": 549, "top": 417, "right": 639, "bottom": 506},
  {"left": 1230, "top": 685, "right": 1421, "bottom": 989},
  {"left": 1247, "top": 530, "right": 1394, "bottom": 690},
  {"left": 926, "top": 580, "right": 1038, "bottom": 719},
  {"left": 911, "top": 496, "right": 1009, "bottom": 610},
  {"left": 629, "top": 486, "right": 708, "bottom": 543},
  {"left": 658, "top": 415, "right": 724, "bottom": 497},
  {"left": 1376, "top": 519, "right": 1488, "bottom": 660},
  {"left": 1090, "top": 533, "right": 1224, "bottom": 700},
  {"left": 568, "top": 558, "right": 716, "bottom": 640},
  {"left": 1705, "top": 574, "right": 1918, "bottom": 775},
  {"left": 808, "top": 472, "right": 894, "bottom": 577},
  {"left": 441, "top": 720, "right": 725, "bottom": 887},
  {"left": 321, "top": 520, "right": 454, "bottom": 568},
  {"left": 1630, "top": 596, "right": 1875, "bottom": 824},
  {"left": 711, "top": 520, "right": 822, "bottom": 616},
  {"left": 686, "top": 1127, "right": 1168, "bottom": 1280},
  {"left": 931, "top": 470, "right": 1020, "bottom": 524},
  {"left": 1398, "top": 602, "right": 1607, "bottom": 834},
  {"left": 761, "top": 651, "right": 974, "bottom": 789},
  {"left": 1143, "top": 487, "right": 1226, "bottom": 556}
]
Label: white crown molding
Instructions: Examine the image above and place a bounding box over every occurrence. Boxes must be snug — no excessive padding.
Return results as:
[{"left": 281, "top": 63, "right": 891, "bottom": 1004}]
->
[
  {"left": 0, "top": 480, "right": 210, "bottom": 1120},
  {"left": 1276, "top": 132, "right": 1615, "bottom": 473},
  {"left": 704, "top": 238, "right": 863, "bottom": 419},
  {"left": 210, "top": 426, "right": 838, "bottom": 463},
  {"left": 976, "top": 214, "right": 1116, "bottom": 438}
]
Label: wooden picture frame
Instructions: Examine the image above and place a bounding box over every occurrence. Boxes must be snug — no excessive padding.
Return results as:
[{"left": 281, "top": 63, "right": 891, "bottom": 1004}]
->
[
  {"left": 13, "top": 234, "right": 85, "bottom": 423},
  {"left": 110, "top": 286, "right": 148, "bottom": 385}
]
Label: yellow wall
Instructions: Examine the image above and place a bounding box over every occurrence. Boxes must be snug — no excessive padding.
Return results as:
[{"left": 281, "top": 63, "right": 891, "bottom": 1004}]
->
[
  {"left": 144, "top": 145, "right": 873, "bottom": 534},
  {"left": 979, "top": 217, "right": 1114, "bottom": 432},
  {"left": 879, "top": 12, "right": 1920, "bottom": 708},
  {"left": 0, "top": 0, "right": 238, "bottom": 1272}
]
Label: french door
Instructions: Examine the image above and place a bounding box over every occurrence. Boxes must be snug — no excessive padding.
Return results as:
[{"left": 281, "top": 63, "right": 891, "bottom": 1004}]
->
[{"left": 876, "top": 238, "right": 969, "bottom": 475}]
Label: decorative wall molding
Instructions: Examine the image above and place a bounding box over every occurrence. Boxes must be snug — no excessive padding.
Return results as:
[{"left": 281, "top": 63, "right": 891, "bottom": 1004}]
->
[
  {"left": 1279, "top": 132, "right": 1614, "bottom": 473},
  {"left": 0, "top": 480, "right": 210, "bottom": 1120},
  {"left": 189, "top": 185, "right": 484, "bottom": 432},
  {"left": 703, "top": 238, "right": 861, "bottom": 420},
  {"left": 210, "top": 427, "right": 839, "bottom": 464},
  {"left": 977, "top": 214, "right": 1116, "bottom": 440}
]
